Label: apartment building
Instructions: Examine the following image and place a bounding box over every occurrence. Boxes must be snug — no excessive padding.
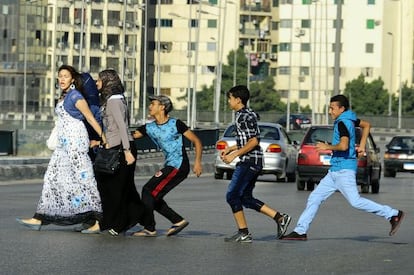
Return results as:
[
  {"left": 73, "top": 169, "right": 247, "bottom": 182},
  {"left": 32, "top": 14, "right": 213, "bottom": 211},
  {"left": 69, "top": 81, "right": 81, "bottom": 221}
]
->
[{"left": 1, "top": 0, "right": 413, "bottom": 126}]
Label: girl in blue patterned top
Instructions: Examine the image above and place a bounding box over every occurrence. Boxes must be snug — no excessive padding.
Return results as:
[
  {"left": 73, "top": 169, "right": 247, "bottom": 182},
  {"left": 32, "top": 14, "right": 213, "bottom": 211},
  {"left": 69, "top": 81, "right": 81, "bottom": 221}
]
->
[{"left": 132, "top": 95, "right": 202, "bottom": 237}]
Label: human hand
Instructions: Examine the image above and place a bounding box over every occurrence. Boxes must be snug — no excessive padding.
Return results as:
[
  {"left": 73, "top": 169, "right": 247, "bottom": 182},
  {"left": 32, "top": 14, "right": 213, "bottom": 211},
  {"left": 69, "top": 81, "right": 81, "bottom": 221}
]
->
[{"left": 193, "top": 161, "right": 203, "bottom": 177}]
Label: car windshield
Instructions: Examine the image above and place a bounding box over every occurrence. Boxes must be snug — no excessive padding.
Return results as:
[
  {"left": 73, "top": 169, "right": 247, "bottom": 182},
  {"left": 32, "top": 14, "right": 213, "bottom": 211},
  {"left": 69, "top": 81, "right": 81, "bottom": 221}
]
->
[
  {"left": 223, "top": 125, "right": 280, "bottom": 140},
  {"left": 304, "top": 127, "right": 362, "bottom": 145},
  {"left": 388, "top": 137, "right": 414, "bottom": 150}
]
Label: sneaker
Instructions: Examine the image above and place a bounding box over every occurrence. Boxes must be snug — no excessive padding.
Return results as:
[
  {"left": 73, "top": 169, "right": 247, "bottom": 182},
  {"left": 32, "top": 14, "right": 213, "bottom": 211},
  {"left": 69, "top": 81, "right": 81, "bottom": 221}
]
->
[
  {"left": 224, "top": 231, "right": 252, "bottom": 243},
  {"left": 280, "top": 231, "right": 307, "bottom": 241},
  {"left": 276, "top": 213, "right": 292, "bottom": 239},
  {"left": 389, "top": 210, "right": 405, "bottom": 236}
]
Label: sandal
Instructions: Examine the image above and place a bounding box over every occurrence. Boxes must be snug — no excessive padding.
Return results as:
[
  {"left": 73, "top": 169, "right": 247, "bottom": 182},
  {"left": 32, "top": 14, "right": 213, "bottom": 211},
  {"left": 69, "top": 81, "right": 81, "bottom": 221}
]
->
[
  {"left": 166, "top": 220, "right": 189, "bottom": 236},
  {"left": 132, "top": 229, "right": 157, "bottom": 237}
]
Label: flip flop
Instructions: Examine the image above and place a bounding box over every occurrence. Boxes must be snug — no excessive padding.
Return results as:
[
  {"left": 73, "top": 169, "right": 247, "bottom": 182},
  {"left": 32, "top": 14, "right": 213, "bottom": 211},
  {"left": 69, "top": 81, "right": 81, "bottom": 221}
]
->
[
  {"left": 166, "top": 220, "right": 189, "bottom": 236},
  {"left": 132, "top": 229, "right": 157, "bottom": 237}
]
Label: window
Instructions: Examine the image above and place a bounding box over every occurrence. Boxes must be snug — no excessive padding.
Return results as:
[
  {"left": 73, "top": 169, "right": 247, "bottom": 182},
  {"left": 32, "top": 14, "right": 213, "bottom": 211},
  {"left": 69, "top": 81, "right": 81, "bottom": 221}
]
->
[
  {"left": 281, "top": 0, "right": 293, "bottom": 4},
  {"left": 160, "top": 0, "right": 173, "bottom": 4},
  {"left": 271, "top": 21, "right": 279, "bottom": 30},
  {"left": 301, "top": 19, "right": 311, "bottom": 28},
  {"left": 365, "top": 43, "right": 374, "bottom": 53},
  {"left": 90, "top": 57, "right": 101, "bottom": 72},
  {"left": 362, "top": 67, "right": 373, "bottom": 77},
  {"left": 271, "top": 45, "right": 278, "bottom": 53},
  {"left": 301, "top": 43, "right": 311, "bottom": 52},
  {"left": 300, "top": 67, "right": 310, "bottom": 76},
  {"left": 334, "top": 0, "right": 344, "bottom": 4},
  {"left": 190, "top": 19, "right": 198, "bottom": 28},
  {"left": 207, "top": 19, "right": 217, "bottom": 28},
  {"left": 279, "top": 43, "right": 291, "bottom": 51},
  {"left": 270, "top": 68, "right": 277, "bottom": 76},
  {"left": 188, "top": 42, "right": 196, "bottom": 51},
  {"left": 160, "top": 65, "right": 171, "bottom": 73},
  {"left": 272, "top": 0, "right": 279, "bottom": 7},
  {"left": 279, "top": 90, "right": 289, "bottom": 98},
  {"left": 280, "top": 19, "right": 292, "bottom": 28},
  {"left": 107, "top": 58, "right": 119, "bottom": 70},
  {"left": 366, "top": 19, "right": 375, "bottom": 29},
  {"left": 207, "top": 42, "right": 216, "bottom": 51},
  {"left": 161, "top": 19, "right": 173, "bottom": 27},
  {"left": 302, "top": 0, "right": 312, "bottom": 4},
  {"left": 368, "top": 0, "right": 375, "bottom": 4},
  {"left": 299, "top": 90, "right": 308, "bottom": 99},
  {"left": 278, "top": 66, "right": 290, "bottom": 75}
]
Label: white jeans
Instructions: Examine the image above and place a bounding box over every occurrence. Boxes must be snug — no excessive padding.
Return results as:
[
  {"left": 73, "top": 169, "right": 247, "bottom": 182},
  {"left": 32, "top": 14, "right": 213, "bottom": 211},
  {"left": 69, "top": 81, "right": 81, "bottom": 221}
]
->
[{"left": 294, "top": 169, "right": 398, "bottom": 235}]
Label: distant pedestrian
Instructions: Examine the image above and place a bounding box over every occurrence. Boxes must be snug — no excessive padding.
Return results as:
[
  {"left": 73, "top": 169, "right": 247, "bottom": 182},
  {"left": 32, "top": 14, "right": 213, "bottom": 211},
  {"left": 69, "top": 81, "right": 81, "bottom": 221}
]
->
[
  {"left": 282, "top": 94, "right": 404, "bottom": 241},
  {"left": 221, "top": 85, "right": 291, "bottom": 243},
  {"left": 132, "top": 95, "right": 202, "bottom": 237}
]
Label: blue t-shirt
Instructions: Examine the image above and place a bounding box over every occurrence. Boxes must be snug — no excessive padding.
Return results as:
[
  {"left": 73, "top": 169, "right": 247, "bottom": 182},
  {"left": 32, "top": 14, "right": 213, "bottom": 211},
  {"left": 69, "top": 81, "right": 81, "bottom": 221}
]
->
[{"left": 138, "top": 118, "right": 189, "bottom": 169}]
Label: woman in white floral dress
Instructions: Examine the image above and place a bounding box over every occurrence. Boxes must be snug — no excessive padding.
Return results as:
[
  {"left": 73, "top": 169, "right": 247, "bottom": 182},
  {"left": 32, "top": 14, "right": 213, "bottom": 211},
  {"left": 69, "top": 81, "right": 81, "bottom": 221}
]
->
[{"left": 16, "top": 65, "right": 105, "bottom": 233}]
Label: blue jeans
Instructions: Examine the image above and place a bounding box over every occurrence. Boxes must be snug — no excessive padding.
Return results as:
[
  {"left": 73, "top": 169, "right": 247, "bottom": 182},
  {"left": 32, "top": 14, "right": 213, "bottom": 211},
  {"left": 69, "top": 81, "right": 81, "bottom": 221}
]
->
[
  {"left": 294, "top": 169, "right": 398, "bottom": 235},
  {"left": 226, "top": 162, "right": 264, "bottom": 213}
]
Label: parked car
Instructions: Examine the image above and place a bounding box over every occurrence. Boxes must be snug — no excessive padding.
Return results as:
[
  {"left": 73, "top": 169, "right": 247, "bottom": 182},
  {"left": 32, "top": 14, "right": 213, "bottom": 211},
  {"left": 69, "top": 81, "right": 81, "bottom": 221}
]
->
[
  {"left": 277, "top": 114, "right": 311, "bottom": 130},
  {"left": 214, "top": 122, "right": 298, "bottom": 182},
  {"left": 296, "top": 125, "right": 382, "bottom": 193},
  {"left": 383, "top": 135, "right": 414, "bottom": 177}
]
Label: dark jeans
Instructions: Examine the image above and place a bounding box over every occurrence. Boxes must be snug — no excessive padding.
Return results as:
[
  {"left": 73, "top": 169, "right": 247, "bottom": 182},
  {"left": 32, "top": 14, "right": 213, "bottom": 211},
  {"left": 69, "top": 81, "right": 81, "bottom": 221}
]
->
[{"left": 226, "top": 162, "right": 264, "bottom": 213}]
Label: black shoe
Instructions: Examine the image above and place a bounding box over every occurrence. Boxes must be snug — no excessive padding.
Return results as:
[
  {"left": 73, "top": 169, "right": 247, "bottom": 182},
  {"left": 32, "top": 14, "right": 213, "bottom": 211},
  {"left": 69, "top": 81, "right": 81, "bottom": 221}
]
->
[
  {"left": 277, "top": 213, "right": 292, "bottom": 239},
  {"left": 224, "top": 231, "right": 252, "bottom": 243},
  {"left": 389, "top": 210, "right": 405, "bottom": 236},
  {"left": 281, "top": 231, "right": 307, "bottom": 241}
]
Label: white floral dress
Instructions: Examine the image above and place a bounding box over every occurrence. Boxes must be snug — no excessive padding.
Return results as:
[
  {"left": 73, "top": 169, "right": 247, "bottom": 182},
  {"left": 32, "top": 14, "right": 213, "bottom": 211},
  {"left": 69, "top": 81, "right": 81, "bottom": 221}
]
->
[{"left": 34, "top": 99, "right": 102, "bottom": 225}]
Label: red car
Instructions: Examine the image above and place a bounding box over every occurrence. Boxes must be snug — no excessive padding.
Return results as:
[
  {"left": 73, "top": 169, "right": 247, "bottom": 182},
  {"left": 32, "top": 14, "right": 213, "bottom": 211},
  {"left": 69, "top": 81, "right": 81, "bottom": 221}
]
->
[{"left": 296, "top": 125, "right": 382, "bottom": 193}]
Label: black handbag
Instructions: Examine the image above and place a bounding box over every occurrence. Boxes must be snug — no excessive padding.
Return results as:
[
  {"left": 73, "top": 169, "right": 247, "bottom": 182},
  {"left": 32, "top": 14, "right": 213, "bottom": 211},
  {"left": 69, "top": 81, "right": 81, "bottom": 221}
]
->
[{"left": 93, "top": 146, "right": 121, "bottom": 174}]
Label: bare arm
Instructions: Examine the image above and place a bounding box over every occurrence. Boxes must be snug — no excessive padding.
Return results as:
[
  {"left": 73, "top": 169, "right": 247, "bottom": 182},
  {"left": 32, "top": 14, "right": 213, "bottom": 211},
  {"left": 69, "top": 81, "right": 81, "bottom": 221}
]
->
[
  {"left": 357, "top": 119, "right": 371, "bottom": 156},
  {"left": 221, "top": 137, "right": 259, "bottom": 163},
  {"left": 183, "top": 129, "right": 203, "bottom": 177},
  {"left": 316, "top": 136, "right": 349, "bottom": 152}
]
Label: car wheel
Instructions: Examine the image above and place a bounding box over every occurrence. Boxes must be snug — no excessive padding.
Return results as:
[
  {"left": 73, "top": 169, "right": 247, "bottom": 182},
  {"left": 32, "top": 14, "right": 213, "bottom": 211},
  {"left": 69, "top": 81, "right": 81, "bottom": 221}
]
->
[
  {"left": 371, "top": 179, "right": 380, "bottom": 194},
  {"left": 226, "top": 171, "right": 233, "bottom": 180},
  {"left": 307, "top": 181, "right": 315, "bottom": 191},
  {"left": 361, "top": 184, "right": 370, "bottom": 193},
  {"left": 384, "top": 169, "right": 396, "bottom": 178},
  {"left": 296, "top": 178, "right": 305, "bottom": 191},
  {"left": 214, "top": 169, "right": 224, "bottom": 179},
  {"left": 286, "top": 171, "right": 296, "bottom": 182}
]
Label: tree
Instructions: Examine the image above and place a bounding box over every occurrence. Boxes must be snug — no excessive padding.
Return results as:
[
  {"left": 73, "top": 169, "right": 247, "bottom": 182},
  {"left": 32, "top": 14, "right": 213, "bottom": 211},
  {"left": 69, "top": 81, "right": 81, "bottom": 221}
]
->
[
  {"left": 343, "top": 74, "right": 389, "bottom": 115},
  {"left": 192, "top": 48, "right": 287, "bottom": 112}
]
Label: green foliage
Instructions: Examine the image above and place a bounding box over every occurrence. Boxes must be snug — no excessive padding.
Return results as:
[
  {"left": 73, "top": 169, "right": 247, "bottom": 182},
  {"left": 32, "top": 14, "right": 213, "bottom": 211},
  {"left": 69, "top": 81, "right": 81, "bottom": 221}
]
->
[
  {"left": 195, "top": 48, "right": 288, "bottom": 112},
  {"left": 343, "top": 74, "right": 390, "bottom": 115}
]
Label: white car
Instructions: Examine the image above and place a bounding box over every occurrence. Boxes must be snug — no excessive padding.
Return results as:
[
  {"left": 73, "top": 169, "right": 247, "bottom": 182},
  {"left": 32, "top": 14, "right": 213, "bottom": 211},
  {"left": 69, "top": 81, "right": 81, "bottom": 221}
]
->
[{"left": 214, "top": 122, "right": 298, "bottom": 182}]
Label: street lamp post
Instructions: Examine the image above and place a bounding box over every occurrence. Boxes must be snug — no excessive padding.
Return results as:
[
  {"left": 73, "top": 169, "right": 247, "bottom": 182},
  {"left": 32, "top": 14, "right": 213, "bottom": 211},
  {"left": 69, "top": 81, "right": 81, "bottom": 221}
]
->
[
  {"left": 397, "top": 0, "right": 402, "bottom": 129},
  {"left": 387, "top": 32, "right": 393, "bottom": 117},
  {"left": 23, "top": 0, "right": 37, "bottom": 130}
]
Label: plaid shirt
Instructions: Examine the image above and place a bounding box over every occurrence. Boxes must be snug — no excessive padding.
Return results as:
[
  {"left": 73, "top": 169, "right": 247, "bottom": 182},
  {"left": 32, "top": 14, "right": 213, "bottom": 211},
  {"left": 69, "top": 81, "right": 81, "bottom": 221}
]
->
[{"left": 235, "top": 108, "right": 263, "bottom": 166}]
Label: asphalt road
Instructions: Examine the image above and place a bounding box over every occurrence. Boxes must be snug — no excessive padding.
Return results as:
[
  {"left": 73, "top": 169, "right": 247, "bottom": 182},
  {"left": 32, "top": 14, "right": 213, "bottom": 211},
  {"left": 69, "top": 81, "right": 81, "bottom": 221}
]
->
[{"left": 1, "top": 169, "right": 413, "bottom": 275}]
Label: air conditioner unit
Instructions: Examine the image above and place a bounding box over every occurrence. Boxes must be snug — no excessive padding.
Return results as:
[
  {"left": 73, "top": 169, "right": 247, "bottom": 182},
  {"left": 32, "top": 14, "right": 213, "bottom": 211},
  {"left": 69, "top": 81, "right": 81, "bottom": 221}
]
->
[
  {"left": 93, "top": 19, "right": 101, "bottom": 26},
  {"left": 74, "top": 18, "right": 81, "bottom": 25},
  {"left": 126, "top": 22, "right": 132, "bottom": 29},
  {"left": 74, "top": 43, "right": 80, "bottom": 50},
  {"left": 57, "top": 42, "right": 65, "bottom": 49},
  {"left": 269, "top": 53, "right": 277, "bottom": 61},
  {"left": 118, "top": 20, "right": 124, "bottom": 28},
  {"left": 107, "top": 45, "right": 115, "bottom": 52},
  {"left": 125, "top": 46, "right": 131, "bottom": 53},
  {"left": 100, "top": 44, "right": 106, "bottom": 50}
]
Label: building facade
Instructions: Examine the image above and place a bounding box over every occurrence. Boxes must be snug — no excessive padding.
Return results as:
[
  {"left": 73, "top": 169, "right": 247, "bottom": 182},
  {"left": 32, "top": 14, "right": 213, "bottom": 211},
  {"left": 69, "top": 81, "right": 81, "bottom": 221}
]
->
[{"left": 0, "top": 0, "right": 413, "bottom": 127}]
